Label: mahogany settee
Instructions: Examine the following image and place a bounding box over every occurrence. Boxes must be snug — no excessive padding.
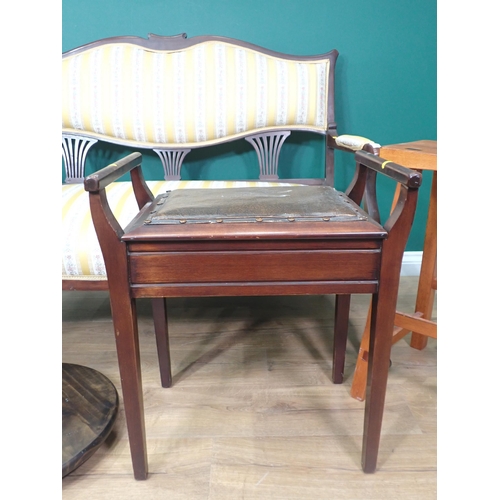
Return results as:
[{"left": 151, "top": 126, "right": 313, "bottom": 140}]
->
[{"left": 62, "top": 33, "right": 421, "bottom": 479}]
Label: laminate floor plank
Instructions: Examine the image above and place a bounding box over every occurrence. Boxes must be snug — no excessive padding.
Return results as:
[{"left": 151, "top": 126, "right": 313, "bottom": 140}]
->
[
  {"left": 62, "top": 276, "right": 437, "bottom": 498},
  {"left": 208, "top": 465, "right": 436, "bottom": 500}
]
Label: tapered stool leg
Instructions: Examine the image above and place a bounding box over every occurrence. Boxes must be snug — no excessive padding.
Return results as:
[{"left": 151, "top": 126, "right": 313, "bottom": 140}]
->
[
  {"left": 109, "top": 292, "right": 148, "bottom": 480},
  {"left": 361, "top": 290, "right": 395, "bottom": 473},
  {"left": 152, "top": 298, "right": 172, "bottom": 388},
  {"left": 360, "top": 181, "right": 418, "bottom": 472},
  {"left": 333, "top": 294, "right": 351, "bottom": 383},
  {"left": 87, "top": 186, "right": 149, "bottom": 480}
]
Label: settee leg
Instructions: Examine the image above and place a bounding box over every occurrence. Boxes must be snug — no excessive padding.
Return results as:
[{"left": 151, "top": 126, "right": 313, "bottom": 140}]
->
[
  {"left": 151, "top": 298, "right": 172, "bottom": 388},
  {"left": 332, "top": 294, "right": 351, "bottom": 384}
]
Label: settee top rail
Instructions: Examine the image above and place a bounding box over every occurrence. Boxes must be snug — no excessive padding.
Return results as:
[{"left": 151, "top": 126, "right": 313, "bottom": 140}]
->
[
  {"left": 63, "top": 33, "right": 338, "bottom": 63},
  {"left": 62, "top": 33, "right": 338, "bottom": 150}
]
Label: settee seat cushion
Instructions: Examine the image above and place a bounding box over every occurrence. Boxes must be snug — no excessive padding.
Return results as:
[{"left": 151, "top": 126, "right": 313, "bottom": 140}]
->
[{"left": 62, "top": 180, "right": 295, "bottom": 280}]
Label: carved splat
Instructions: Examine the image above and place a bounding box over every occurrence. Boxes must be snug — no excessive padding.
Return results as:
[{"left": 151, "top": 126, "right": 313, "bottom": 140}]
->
[
  {"left": 62, "top": 135, "right": 98, "bottom": 183},
  {"left": 154, "top": 149, "right": 191, "bottom": 180},
  {"left": 245, "top": 131, "right": 291, "bottom": 180}
]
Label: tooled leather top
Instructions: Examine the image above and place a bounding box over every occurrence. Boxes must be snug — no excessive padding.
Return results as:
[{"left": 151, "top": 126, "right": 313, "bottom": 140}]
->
[{"left": 145, "top": 186, "right": 368, "bottom": 225}]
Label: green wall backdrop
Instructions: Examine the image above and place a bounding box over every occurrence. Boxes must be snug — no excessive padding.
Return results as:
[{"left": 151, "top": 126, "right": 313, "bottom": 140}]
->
[{"left": 62, "top": 0, "right": 436, "bottom": 251}]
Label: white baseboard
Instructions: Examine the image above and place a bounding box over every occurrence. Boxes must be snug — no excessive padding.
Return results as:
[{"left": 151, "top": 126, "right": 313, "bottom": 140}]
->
[{"left": 401, "top": 251, "right": 422, "bottom": 276}]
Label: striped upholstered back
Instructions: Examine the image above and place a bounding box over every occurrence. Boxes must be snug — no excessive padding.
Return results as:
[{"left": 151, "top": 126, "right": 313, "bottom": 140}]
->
[
  {"left": 62, "top": 39, "right": 333, "bottom": 148},
  {"left": 62, "top": 36, "right": 337, "bottom": 282}
]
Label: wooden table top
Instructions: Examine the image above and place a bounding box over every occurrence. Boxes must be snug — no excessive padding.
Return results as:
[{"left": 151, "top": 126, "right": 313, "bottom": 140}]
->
[
  {"left": 62, "top": 363, "right": 119, "bottom": 477},
  {"left": 380, "top": 140, "right": 437, "bottom": 171}
]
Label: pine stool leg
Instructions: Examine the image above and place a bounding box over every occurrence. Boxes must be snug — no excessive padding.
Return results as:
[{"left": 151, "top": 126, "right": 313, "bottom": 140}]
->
[
  {"left": 410, "top": 171, "right": 437, "bottom": 350},
  {"left": 350, "top": 303, "right": 371, "bottom": 401}
]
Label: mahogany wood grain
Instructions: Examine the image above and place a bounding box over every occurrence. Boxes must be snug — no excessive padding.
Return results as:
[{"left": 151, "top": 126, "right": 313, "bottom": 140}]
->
[
  {"left": 362, "top": 169, "right": 381, "bottom": 224},
  {"left": 130, "top": 165, "right": 155, "bottom": 209},
  {"left": 151, "top": 298, "right": 172, "bottom": 388},
  {"left": 66, "top": 38, "right": 424, "bottom": 480},
  {"left": 85, "top": 150, "right": 421, "bottom": 478},
  {"left": 126, "top": 239, "right": 382, "bottom": 253},
  {"left": 332, "top": 294, "right": 351, "bottom": 383},
  {"left": 129, "top": 250, "right": 381, "bottom": 284},
  {"left": 88, "top": 189, "right": 148, "bottom": 480},
  {"left": 123, "top": 218, "right": 387, "bottom": 242},
  {"left": 62, "top": 280, "right": 108, "bottom": 291},
  {"left": 84, "top": 153, "right": 143, "bottom": 191},
  {"left": 130, "top": 280, "right": 379, "bottom": 299},
  {"left": 362, "top": 183, "right": 419, "bottom": 472}
]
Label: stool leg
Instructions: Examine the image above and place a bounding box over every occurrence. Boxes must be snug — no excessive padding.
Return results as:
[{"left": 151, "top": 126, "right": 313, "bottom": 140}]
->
[
  {"left": 332, "top": 294, "right": 351, "bottom": 383},
  {"left": 350, "top": 303, "right": 371, "bottom": 401},
  {"left": 109, "top": 292, "right": 148, "bottom": 480},
  {"left": 410, "top": 171, "right": 437, "bottom": 350},
  {"left": 361, "top": 290, "right": 395, "bottom": 473},
  {"left": 88, "top": 183, "right": 149, "bottom": 479},
  {"left": 151, "top": 298, "right": 172, "bottom": 388}
]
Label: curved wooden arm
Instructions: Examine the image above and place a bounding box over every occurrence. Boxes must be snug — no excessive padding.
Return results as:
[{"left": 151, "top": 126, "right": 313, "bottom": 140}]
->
[
  {"left": 346, "top": 150, "right": 421, "bottom": 226},
  {"left": 85, "top": 152, "right": 154, "bottom": 249},
  {"left": 84, "top": 152, "right": 143, "bottom": 191},
  {"left": 355, "top": 150, "right": 422, "bottom": 188},
  {"left": 84, "top": 152, "right": 154, "bottom": 211},
  {"left": 327, "top": 137, "right": 383, "bottom": 221},
  {"left": 85, "top": 153, "right": 155, "bottom": 288}
]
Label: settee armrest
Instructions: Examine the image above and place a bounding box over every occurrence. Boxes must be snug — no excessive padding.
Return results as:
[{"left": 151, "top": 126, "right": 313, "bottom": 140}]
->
[{"left": 328, "top": 134, "right": 381, "bottom": 155}]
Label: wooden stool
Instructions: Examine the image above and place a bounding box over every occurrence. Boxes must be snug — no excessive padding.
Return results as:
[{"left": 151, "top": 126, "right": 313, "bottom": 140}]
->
[
  {"left": 85, "top": 151, "right": 421, "bottom": 479},
  {"left": 350, "top": 140, "right": 437, "bottom": 401}
]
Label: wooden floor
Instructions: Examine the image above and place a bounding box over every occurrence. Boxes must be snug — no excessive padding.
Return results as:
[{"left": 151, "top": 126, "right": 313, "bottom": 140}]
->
[{"left": 62, "top": 276, "right": 437, "bottom": 499}]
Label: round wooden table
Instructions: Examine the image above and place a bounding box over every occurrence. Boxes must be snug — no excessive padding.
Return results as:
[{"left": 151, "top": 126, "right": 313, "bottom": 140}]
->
[{"left": 62, "top": 363, "right": 119, "bottom": 477}]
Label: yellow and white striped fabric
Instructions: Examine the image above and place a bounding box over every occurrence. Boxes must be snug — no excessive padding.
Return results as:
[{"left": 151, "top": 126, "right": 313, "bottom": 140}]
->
[
  {"left": 62, "top": 180, "right": 296, "bottom": 280},
  {"left": 62, "top": 41, "right": 330, "bottom": 148}
]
